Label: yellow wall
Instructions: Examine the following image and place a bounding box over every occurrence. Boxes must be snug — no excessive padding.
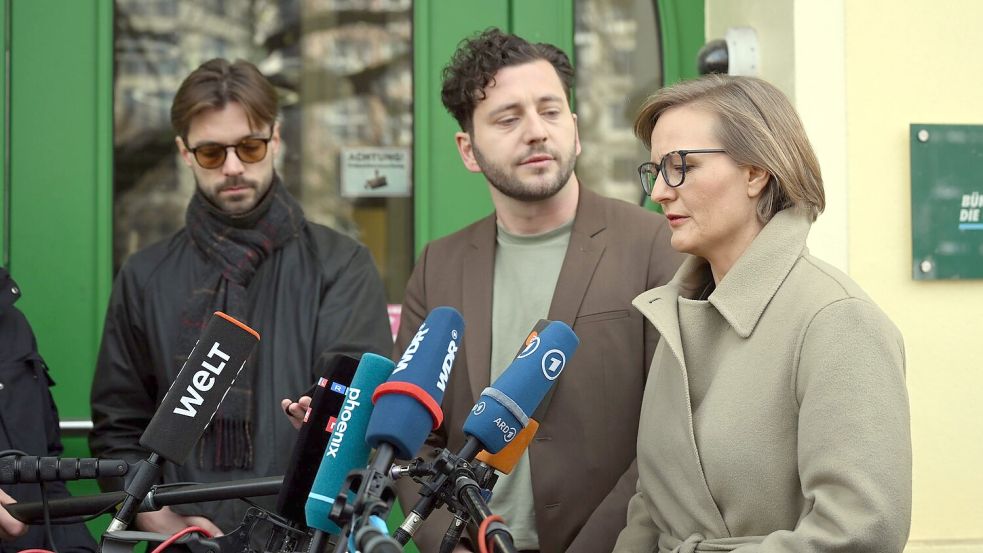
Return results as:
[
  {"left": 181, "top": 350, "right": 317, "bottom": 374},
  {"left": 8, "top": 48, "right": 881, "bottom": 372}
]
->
[
  {"left": 706, "top": 0, "right": 849, "bottom": 272},
  {"left": 845, "top": 1, "right": 983, "bottom": 550},
  {"left": 708, "top": 0, "right": 983, "bottom": 550}
]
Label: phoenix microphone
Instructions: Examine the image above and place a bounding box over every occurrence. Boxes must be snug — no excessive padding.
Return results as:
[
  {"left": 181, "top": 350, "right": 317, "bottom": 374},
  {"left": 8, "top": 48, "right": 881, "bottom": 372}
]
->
[
  {"left": 276, "top": 354, "right": 360, "bottom": 525},
  {"left": 462, "top": 320, "right": 578, "bottom": 454},
  {"left": 304, "top": 353, "right": 394, "bottom": 535},
  {"left": 327, "top": 307, "right": 463, "bottom": 547},
  {"left": 108, "top": 311, "right": 260, "bottom": 532}
]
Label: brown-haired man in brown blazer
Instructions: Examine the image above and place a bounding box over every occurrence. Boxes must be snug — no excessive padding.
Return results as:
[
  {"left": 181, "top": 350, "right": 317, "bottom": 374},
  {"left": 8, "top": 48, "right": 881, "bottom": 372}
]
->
[{"left": 392, "top": 29, "right": 684, "bottom": 553}]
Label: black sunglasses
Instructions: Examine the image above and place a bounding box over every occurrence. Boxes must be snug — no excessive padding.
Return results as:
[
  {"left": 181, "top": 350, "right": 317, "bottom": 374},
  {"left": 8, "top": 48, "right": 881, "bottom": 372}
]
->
[
  {"left": 186, "top": 131, "right": 274, "bottom": 170},
  {"left": 638, "top": 149, "right": 728, "bottom": 194}
]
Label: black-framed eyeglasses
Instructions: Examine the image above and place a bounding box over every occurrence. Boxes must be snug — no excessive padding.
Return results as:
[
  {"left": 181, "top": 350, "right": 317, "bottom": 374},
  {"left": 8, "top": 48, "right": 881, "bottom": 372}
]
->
[
  {"left": 637, "top": 149, "right": 728, "bottom": 194},
  {"left": 186, "top": 131, "right": 274, "bottom": 170}
]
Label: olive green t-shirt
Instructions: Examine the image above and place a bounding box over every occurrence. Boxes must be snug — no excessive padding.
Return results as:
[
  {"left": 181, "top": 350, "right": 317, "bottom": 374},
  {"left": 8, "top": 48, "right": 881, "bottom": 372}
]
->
[{"left": 488, "top": 219, "right": 573, "bottom": 550}]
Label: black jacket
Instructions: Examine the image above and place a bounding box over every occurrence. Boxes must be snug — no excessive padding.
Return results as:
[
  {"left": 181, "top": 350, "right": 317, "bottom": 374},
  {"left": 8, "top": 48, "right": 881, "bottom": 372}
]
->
[
  {"left": 89, "top": 221, "right": 392, "bottom": 533},
  {"left": 0, "top": 268, "right": 99, "bottom": 552}
]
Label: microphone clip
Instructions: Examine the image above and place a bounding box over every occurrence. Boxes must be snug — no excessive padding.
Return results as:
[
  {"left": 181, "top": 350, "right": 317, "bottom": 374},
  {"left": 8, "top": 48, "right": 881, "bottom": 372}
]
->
[
  {"left": 408, "top": 448, "right": 476, "bottom": 516},
  {"left": 329, "top": 444, "right": 399, "bottom": 543}
]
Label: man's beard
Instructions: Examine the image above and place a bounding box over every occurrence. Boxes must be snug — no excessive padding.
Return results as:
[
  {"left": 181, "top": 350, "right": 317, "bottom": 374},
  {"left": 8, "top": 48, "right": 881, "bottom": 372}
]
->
[
  {"left": 472, "top": 141, "right": 577, "bottom": 202},
  {"left": 198, "top": 175, "right": 264, "bottom": 214}
]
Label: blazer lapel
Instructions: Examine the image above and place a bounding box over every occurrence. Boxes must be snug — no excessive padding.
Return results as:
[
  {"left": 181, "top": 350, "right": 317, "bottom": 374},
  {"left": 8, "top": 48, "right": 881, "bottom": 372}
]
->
[
  {"left": 547, "top": 187, "right": 606, "bottom": 326},
  {"left": 462, "top": 216, "right": 496, "bottom": 403}
]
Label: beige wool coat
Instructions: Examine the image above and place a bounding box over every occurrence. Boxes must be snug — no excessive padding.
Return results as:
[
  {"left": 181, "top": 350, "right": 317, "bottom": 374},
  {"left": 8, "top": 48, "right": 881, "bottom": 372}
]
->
[{"left": 613, "top": 209, "right": 912, "bottom": 553}]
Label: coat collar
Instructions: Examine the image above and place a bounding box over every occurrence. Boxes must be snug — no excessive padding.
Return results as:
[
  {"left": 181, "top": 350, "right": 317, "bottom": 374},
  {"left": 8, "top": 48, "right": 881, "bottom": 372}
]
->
[
  {"left": 709, "top": 208, "right": 811, "bottom": 338},
  {"left": 634, "top": 208, "right": 812, "bottom": 349},
  {"left": 462, "top": 184, "right": 608, "bottom": 402}
]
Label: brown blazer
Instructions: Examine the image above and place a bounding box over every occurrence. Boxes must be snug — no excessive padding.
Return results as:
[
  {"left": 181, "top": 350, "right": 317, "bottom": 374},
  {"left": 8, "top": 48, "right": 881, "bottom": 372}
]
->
[{"left": 395, "top": 185, "right": 683, "bottom": 553}]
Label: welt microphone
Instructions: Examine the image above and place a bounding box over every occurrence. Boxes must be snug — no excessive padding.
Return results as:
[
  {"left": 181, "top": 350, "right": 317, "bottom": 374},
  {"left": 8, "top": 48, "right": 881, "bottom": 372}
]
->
[
  {"left": 108, "top": 311, "right": 260, "bottom": 532},
  {"left": 275, "top": 354, "right": 360, "bottom": 526},
  {"left": 304, "top": 353, "right": 394, "bottom": 536}
]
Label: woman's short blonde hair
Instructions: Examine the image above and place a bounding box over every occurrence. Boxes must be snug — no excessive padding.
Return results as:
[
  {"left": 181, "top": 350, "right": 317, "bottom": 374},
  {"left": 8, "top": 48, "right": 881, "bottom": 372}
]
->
[{"left": 634, "top": 74, "right": 824, "bottom": 222}]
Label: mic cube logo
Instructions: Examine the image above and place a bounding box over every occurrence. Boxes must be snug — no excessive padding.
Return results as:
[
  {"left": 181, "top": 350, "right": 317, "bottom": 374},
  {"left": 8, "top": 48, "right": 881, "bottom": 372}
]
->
[
  {"left": 436, "top": 329, "right": 459, "bottom": 392},
  {"left": 330, "top": 381, "right": 348, "bottom": 395},
  {"left": 325, "top": 387, "right": 361, "bottom": 458},
  {"left": 326, "top": 416, "right": 338, "bottom": 433},
  {"left": 494, "top": 417, "right": 518, "bottom": 442},
  {"left": 471, "top": 401, "right": 486, "bottom": 416},
  {"left": 173, "top": 342, "right": 230, "bottom": 418},
  {"left": 541, "top": 349, "right": 566, "bottom": 381},
  {"left": 392, "top": 323, "right": 429, "bottom": 375},
  {"left": 517, "top": 336, "right": 540, "bottom": 359}
]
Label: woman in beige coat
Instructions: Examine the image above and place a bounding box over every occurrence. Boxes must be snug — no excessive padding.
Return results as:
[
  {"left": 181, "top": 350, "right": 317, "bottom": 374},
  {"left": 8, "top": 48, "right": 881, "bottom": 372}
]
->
[{"left": 613, "top": 75, "right": 911, "bottom": 552}]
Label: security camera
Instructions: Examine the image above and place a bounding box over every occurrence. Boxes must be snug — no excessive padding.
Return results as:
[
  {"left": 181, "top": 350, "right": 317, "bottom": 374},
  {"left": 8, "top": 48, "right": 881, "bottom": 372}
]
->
[{"left": 697, "top": 27, "right": 759, "bottom": 76}]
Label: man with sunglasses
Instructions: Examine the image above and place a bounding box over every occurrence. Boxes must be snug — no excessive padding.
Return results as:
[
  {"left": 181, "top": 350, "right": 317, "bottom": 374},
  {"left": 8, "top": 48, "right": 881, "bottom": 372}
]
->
[{"left": 89, "top": 58, "right": 392, "bottom": 537}]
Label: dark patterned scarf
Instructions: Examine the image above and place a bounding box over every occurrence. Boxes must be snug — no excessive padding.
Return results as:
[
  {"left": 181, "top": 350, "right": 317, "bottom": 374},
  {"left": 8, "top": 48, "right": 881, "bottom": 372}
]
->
[{"left": 178, "top": 174, "right": 305, "bottom": 470}]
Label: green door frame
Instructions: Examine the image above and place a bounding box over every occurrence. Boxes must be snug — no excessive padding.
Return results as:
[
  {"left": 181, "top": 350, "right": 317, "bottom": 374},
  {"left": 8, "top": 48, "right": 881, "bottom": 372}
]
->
[
  {"left": 3, "top": 0, "right": 113, "bottom": 434},
  {"left": 0, "top": 0, "right": 114, "bottom": 534}
]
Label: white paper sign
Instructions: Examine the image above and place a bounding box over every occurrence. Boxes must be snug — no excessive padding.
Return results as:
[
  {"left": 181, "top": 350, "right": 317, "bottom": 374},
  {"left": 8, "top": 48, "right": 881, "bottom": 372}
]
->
[{"left": 341, "top": 147, "right": 412, "bottom": 198}]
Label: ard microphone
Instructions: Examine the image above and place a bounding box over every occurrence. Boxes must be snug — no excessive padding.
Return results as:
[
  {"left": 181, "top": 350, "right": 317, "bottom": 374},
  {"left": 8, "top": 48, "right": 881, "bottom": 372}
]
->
[
  {"left": 304, "top": 353, "right": 394, "bottom": 535},
  {"left": 365, "top": 306, "right": 465, "bottom": 460},
  {"left": 473, "top": 320, "right": 549, "bottom": 473},
  {"left": 462, "top": 320, "right": 578, "bottom": 454},
  {"left": 276, "top": 354, "right": 360, "bottom": 525},
  {"left": 108, "top": 311, "right": 260, "bottom": 532}
]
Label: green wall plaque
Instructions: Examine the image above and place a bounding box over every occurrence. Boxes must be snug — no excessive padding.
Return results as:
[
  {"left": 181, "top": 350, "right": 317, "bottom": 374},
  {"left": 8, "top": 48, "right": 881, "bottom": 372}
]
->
[{"left": 910, "top": 124, "right": 983, "bottom": 280}]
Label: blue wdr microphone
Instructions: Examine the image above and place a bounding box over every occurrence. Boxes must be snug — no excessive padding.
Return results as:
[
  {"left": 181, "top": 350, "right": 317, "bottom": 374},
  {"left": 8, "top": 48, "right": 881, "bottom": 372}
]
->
[
  {"left": 365, "top": 306, "right": 465, "bottom": 459},
  {"left": 324, "top": 307, "right": 464, "bottom": 551},
  {"left": 463, "top": 320, "right": 579, "bottom": 454},
  {"left": 304, "top": 353, "right": 394, "bottom": 535}
]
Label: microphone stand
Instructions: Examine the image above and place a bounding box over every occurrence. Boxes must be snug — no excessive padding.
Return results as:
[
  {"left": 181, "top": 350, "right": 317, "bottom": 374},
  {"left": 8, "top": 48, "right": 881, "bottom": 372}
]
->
[
  {"left": 438, "top": 513, "right": 468, "bottom": 553},
  {"left": 107, "top": 452, "right": 162, "bottom": 532},
  {"left": 329, "top": 443, "right": 402, "bottom": 553},
  {"left": 454, "top": 474, "right": 517, "bottom": 553},
  {"left": 393, "top": 436, "right": 483, "bottom": 545},
  {"left": 7, "top": 476, "right": 283, "bottom": 524}
]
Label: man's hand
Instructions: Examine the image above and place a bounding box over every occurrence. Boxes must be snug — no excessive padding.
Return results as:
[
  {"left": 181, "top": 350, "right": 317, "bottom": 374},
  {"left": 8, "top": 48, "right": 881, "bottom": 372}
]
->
[
  {"left": 280, "top": 396, "right": 312, "bottom": 430},
  {"left": 0, "top": 489, "right": 28, "bottom": 540},
  {"left": 135, "top": 506, "right": 223, "bottom": 538}
]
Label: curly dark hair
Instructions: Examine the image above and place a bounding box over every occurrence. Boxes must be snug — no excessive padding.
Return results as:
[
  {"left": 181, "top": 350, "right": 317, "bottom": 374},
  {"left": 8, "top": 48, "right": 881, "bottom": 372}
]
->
[{"left": 441, "top": 28, "right": 575, "bottom": 132}]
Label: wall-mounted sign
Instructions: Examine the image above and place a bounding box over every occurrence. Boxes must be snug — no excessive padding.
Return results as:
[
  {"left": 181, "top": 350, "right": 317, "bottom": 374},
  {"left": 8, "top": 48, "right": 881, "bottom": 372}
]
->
[
  {"left": 910, "top": 124, "right": 983, "bottom": 280},
  {"left": 341, "top": 147, "right": 412, "bottom": 198}
]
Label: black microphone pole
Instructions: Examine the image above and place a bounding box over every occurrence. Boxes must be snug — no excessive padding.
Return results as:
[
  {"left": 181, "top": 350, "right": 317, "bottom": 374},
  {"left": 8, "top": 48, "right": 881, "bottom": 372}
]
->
[
  {"left": 438, "top": 513, "right": 468, "bottom": 553},
  {"left": 7, "top": 476, "right": 282, "bottom": 524},
  {"left": 0, "top": 456, "right": 130, "bottom": 484},
  {"left": 455, "top": 474, "right": 518, "bottom": 553},
  {"left": 106, "top": 452, "right": 161, "bottom": 532}
]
